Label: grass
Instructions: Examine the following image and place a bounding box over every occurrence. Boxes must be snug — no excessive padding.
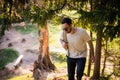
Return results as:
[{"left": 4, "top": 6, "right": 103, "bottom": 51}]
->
[
  {"left": 49, "top": 24, "right": 61, "bottom": 48},
  {"left": 50, "top": 51, "right": 67, "bottom": 68},
  {"left": 16, "top": 23, "right": 38, "bottom": 37},
  {"left": 0, "top": 48, "right": 19, "bottom": 69}
]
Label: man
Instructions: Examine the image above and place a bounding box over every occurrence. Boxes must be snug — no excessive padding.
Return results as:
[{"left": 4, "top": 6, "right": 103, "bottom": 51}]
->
[{"left": 60, "top": 17, "right": 95, "bottom": 80}]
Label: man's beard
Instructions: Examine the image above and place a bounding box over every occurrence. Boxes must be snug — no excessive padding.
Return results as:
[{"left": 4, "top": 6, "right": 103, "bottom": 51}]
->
[{"left": 64, "top": 27, "right": 72, "bottom": 33}]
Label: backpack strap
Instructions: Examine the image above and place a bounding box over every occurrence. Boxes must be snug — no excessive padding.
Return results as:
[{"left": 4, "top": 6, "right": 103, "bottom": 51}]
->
[{"left": 63, "top": 31, "right": 70, "bottom": 57}]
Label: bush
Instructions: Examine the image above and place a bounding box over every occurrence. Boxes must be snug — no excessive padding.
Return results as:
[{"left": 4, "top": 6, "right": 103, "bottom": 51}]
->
[{"left": 0, "top": 48, "right": 19, "bottom": 69}]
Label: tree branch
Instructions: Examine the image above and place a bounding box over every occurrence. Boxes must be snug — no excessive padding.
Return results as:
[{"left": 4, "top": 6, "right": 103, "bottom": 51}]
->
[{"left": 52, "top": 0, "right": 67, "bottom": 12}]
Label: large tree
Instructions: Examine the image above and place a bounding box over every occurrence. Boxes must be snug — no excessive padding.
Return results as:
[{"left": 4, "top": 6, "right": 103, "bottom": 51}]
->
[
  {"left": 0, "top": 0, "right": 67, "bottom": 79},
  {"left": 22, "top": 1, "right": 67, "bottom": 79}
]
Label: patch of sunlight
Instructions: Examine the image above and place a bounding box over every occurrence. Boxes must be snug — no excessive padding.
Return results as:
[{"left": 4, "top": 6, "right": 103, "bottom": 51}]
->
[
  {"left": 47, "top": 75, "right": 68, "bottom": 80},
  {"left": 8, "top": 74, "right": 34, "bottom": 80},
  {"left": 49, "top": 24, "right": 61, "bottom": 48},
  {"left": 55, "top": 62, "right": 67, "bottom": 68},
  {"left": 60, "top": 74, "right": 68, "bottom": 79}
]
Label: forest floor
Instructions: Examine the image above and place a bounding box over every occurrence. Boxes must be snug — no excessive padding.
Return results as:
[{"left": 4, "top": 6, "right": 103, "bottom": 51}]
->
[{"left": 0, "top": 27, "right": 69, "bottom": 80}]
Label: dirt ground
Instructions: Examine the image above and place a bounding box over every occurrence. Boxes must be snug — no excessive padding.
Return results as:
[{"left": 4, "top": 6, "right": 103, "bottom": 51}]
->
[{"left": 0, "top": 28, "right": 68, "bottom": 80}]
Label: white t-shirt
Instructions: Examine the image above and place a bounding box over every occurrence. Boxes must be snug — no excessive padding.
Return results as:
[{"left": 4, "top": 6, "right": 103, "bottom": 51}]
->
[{"left": 60, "top": 28, "right": 91, "bottom": 58}]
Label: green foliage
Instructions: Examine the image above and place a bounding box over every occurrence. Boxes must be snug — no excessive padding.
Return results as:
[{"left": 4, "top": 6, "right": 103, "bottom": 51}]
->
[
  {"left": 0, "top": 0, "right": 28, "bottom": 37},
  {"left": 23, "top": 5, "right": 48, "bottom": 26},
  {"left": 22, "top": 0, "right": 67, "bottom": 27},
  {"left": 0, "top": 48, "right": 19, "bottom": 69},
  {"left": 0, "top": 0, "right": 67, "bottom": 34},
  {"left": 102, "top": 38, "right": 120, "bottom": 77},
  {"left": 0, "top": 18, "right": 11, "bottom": 36},
  {"left": 99, "top": 76, "right": 113, "bottom": 80},
  {"left": 114, "top": 70, "right": 120, "bottom": 77},
  {"left": 65, "top": 0, "right": 120, "bottom": 40}
]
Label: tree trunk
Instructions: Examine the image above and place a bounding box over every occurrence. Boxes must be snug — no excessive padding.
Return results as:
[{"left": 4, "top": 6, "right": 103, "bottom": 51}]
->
[
  {"left": 38, "top": 21, "right": 55, "bottom": 70},
  {"left": 101, "top": 39, "right": 108, "bottom": 76},
  {"left": 93, "top": 27, "right": 102, "bottom": 79},
  {"left": 87, "top": 31, "right": 92, "bottom": 76},
  {"left": 33, "top": 21, "right": 55, "bottom": 80},
  {"left": 87, "top": 0, "right": 94, "bottom": 76},
  {"left": 101, "top": 55, "right": 107, "bottom": 76}
]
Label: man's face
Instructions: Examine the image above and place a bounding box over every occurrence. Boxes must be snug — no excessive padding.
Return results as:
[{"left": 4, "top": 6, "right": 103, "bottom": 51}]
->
[{"left": 62, "top": 23, "right": 72, "bottom": 33}]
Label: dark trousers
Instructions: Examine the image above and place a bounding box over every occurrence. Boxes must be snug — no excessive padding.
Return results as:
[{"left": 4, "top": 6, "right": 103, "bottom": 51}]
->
[{"left": 67, "top": 57, "right": 86, "bottom": 80}]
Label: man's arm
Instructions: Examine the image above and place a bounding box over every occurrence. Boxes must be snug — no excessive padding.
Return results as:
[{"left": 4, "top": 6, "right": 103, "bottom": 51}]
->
[{"left": 87, "top": 40, "right": 95, "bottom": 63}]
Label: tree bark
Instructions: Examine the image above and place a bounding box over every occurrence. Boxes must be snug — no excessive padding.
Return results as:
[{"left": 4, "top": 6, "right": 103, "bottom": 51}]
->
[
  {"left": 101, "top": 39, "right": 108, "bottom": 76},
  {"left": 101, "top": 55, "right": 107, "bottom": 76},
  {"left": 38, "top": 21, "right": 55, "bottom": 70},
  {"left": 87, "top": 0, "right": 94, "bottom": 76},
  {"left": 93, "top": 27, "right": 102, "bottom": 79},
  {"left": 33, "top": 21, "right": 55, "bottom": 80},
  {"left": 87, "top": 31, "right": 92, "bottom": 76}
]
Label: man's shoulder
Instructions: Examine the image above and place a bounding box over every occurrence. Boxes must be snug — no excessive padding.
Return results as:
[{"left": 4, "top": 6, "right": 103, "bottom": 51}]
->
[{"left": 77, "top": 27, "right": 86, "bottom": 33}]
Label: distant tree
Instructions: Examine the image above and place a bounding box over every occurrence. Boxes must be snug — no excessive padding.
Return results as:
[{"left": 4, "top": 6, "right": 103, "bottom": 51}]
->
[{"left": 103, "top": 38, "right": 120, "bottom": 78}]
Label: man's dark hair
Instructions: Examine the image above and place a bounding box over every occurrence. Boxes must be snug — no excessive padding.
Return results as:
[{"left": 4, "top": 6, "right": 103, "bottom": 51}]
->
[{"left": 61, "top": 17, "right": 72, "bottom": 25}]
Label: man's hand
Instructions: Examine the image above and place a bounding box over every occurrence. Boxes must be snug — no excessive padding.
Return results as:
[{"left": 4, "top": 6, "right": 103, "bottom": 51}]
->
[
  {"left": 60, "top": 39, "right": 69, "bottom": 50},
  {"left": 62, "top": 41, "right": 68, "bottom": 50}
]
